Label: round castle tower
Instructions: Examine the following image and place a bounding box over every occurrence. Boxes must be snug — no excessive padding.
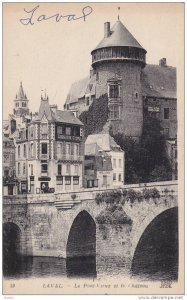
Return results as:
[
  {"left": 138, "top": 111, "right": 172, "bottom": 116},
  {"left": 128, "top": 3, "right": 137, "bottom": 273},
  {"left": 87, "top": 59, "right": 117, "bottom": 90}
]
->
[{"left": 91, "top": 20, "right": 147, "bottom": 138}]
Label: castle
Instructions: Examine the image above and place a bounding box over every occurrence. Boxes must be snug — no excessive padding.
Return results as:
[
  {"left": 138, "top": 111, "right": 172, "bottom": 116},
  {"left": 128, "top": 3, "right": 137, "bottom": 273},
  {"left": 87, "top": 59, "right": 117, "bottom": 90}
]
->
[{"left": 64, "top": 19, "right": 177, "bottom": 140}]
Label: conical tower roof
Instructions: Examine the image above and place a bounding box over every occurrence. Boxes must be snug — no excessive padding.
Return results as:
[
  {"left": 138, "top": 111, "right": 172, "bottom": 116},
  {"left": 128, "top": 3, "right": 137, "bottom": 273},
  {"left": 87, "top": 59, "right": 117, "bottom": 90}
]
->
[{"left": 93, "top": 20, "right": 145, "bottom": 52}]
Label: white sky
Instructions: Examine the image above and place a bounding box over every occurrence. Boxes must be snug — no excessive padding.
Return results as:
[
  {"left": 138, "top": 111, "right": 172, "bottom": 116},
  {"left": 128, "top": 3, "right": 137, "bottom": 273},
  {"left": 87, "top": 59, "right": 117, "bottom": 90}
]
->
[{"left": 3, "top": 2, "right": 184, "bottom": 119}]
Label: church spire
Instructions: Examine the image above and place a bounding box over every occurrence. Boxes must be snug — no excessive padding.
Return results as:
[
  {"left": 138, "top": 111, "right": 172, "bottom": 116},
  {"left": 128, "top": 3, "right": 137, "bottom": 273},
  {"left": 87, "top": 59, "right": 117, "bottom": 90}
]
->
[{"left": 17, "top": 81, "right": 26, "bottom": 100}]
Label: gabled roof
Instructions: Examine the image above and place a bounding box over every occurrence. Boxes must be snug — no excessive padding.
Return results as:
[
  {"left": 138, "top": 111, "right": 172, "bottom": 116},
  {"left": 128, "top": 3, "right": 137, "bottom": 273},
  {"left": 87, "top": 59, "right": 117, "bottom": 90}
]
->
[
  {"left": 53, "top": 110, "right": 83, "bottom": 126},
  {"left": 86, "top": 133, "right": 122, "bottom": 152},
  {"left": 85, "top": 143, "right": 110, "bottom": 156},
  {"left": 93, "top": 20, "right": 145, "bottom": 52},
  {"left": 142, "top": 64, "right": 176, "bottom": 99},
  {"left": 35, "top": 98, "right": 53, "bottom": 121},
  {"left": 66, "top": 75, "right": 96, "bottom": 104},
  {"left": 33, "top": 97, "right": 83, "bottom": 125}
]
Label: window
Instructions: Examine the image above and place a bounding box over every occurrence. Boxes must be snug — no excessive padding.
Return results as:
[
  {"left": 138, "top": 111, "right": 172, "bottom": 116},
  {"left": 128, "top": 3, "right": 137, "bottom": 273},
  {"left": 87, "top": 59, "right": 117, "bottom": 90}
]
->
[
  {"left": 31, "top": 164, "right": 33, "bottom": 176},
  {"left": 73, "top": 126, "right": 80, "bottom": 137},
  {"left": 18, "top": 163, "right": 20, "bottom": 175},
  {"left": 135, "top": 92, "right": 138, "bottom": 100},
  {"left": 65, "top": 176, "right": 71, "bottom": 185},
  {"left": 41, "top": 163, "right": 48, "bottom": 173},
  {"left": 57, "top": 126, "right": 63, "bottom": 136},
  {"left": 66, "top": 164, "right": 70, "bottom": 174},
  {"left": 58, "top": 164, "right": 62, "bottom": 175},
  {"left": 164, "top": 108, "right": 169, "bottom": 119},
  {"left": 23, "top": 163, "right": 26, "bottom": 175},
  {"left": 18, "top": 145, "right": 20, "bottom": 157},
  {"left": 113, "top": 173, "right": 116, "bottom": 181},
  {"left": 66, "top": 143, "right": 71, "bottom": 155},
  {"left": 73, "top": 176, "right": 79, "bottom": 185},
  {"left": 57, "top": 143, "right": 63, "bottom": 155},
  {"left": 22, "top": 102, "right": 26, "bottom": 107},
  {"left": 113, "top": 158, "right": 116, "bottom": 168},
  {"left": 30, "top": 126, "right": 34, "bottom": 138},
  {"left": 56, "top": 177, "right": 63, "bottom": 185},
  {"left": 31, "top": 143, "right": 34, "bottom": 157},
  {"left": 41, "top": 143, "right": 48, "bottom": 154},
  {"left": 119, "top": 159, "right": 122, "bottom": 168},
  {"left": 109, "top": 105, "right": 120, "bottom": 120},
  {"left": 108, "top": 84, "right": 119, "bottom": 98},
  {"left": 80, "top": 128, "right": 83, "bottom": 137},
  {"left": 74, "top": 144, "right": 79, "bottom": 156},
  {"left": 41, "top": 123, "right": 48, "bottom": 138},
  {"left": 86, "top": 98, "right": 89, "bottom": 106},
  {"left": 65, "top": 127, "right": 71, "bottom": 136},
  {"left": 23, "top": 144, "right": 26, "bottom": 158},
  {"left": 164, "top": 128, "right": 169, "bottom": 138},
  {"left": 118, "top": 174, "right": 122, "bottom": 182},
  {"left": 74, "top": 165, "right": 79, "bottom": 174},
  {"left": 96, "top": 72, "right": 99, "bottom": 81},
  {"left": 16, "top": 102, "right": 19, "bottom": 107},
  {"left": 4, "top": 169, "right": 9, "bottom": 177}
]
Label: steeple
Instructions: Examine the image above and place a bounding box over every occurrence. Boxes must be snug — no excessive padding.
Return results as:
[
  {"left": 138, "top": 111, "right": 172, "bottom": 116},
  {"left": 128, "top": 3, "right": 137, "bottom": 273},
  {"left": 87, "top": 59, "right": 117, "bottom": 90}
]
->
[
  {"left": 17, "top": 81, "right": 25, "bottom": 99},
  {"left": 13, "top": 82, "right": 29, "bottom": 117}
]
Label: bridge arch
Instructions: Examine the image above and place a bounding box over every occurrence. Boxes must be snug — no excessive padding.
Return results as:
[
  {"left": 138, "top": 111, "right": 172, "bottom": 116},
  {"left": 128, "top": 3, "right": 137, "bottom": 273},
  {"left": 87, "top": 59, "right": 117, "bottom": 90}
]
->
[
  {"left": 66, "top": 210, "right": 96, "bottom": 258},
  {"left": 3, "top": 222, "right": 23, "bottom": 256},
  {"left": 66, "top": 210, "right": 96, "bottom": 277},
  {"left": 131, "top": 207, "right": 178, "bottom": 280}
]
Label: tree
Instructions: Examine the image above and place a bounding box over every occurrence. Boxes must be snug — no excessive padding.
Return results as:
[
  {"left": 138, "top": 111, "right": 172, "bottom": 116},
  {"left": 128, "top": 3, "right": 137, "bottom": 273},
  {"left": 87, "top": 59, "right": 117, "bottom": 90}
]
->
[{"left": 111, "top": 116, "right": 172, "bottom": 183}]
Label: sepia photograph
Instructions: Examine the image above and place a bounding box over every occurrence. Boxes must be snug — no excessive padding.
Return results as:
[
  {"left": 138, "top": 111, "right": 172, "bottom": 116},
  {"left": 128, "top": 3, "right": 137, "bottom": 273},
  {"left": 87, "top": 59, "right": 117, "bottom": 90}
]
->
[{"left": 2, "top": 2, "right": 184, "bottom": 295}]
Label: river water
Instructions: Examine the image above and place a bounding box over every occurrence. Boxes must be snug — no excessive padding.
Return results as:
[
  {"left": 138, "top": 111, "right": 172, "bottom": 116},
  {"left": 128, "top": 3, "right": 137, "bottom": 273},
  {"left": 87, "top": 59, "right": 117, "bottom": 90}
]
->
[{"left": 3, "top": 254, "right": 178, "bottom": 281}]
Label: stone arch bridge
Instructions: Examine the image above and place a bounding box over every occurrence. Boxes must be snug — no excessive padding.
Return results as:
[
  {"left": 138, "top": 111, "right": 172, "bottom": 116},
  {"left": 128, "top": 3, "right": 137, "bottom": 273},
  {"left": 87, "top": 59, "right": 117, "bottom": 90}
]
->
[{"left": 3, "top": 181, "right": 178, "bottom": 276}]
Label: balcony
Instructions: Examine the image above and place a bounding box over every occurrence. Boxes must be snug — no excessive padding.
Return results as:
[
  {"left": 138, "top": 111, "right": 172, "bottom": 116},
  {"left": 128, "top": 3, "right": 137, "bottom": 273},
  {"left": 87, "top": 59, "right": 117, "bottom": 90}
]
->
[
  {"left": 85, "top": 169, "right": 95, "bottom": 176},
  {"left": 40, "top": 154, "right": 49, "bottom": 160},
  {"left": 56, "top": 134, "right": 82, "bottom": 142},
  {"left": 56, "top": 154, "right": 83, "bottom": 162}
]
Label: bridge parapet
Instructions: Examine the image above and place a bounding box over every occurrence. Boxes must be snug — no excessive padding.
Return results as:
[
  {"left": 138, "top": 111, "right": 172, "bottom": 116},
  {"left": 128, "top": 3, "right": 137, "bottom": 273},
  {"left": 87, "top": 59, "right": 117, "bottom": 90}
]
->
[
  {"left": 53, "top": 180, "right": 178, "bottom": 209},
  {"left": 3, "top": 180, "right": 178, "bottom": 209}
]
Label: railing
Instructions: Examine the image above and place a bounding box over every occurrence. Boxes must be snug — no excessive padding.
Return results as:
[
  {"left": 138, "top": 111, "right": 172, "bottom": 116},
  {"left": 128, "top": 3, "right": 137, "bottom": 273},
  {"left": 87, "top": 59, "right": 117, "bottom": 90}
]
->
[
  {"left": 56, "top": 154, "right": 83, "bottom": 161},
  {"left": 57, "top": 135, "right": 82, "bottom": 142}
]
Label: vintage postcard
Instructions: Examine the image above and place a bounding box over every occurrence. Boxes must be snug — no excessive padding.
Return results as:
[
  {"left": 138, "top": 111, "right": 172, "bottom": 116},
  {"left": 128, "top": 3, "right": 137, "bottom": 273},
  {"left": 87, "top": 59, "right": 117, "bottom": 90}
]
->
[{"left": 2, "top": 2, "right": 184, "bottom": 296}]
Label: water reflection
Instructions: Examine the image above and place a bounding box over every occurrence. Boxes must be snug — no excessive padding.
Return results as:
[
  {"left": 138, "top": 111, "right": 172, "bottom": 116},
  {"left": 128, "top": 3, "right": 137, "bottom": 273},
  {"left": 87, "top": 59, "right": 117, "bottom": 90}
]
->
[
  {"left": 66, "top": 256, "right": 96, "bottom": 278},
  {"left": 3, "top": 254, "right": 97, "bottom": 279}
]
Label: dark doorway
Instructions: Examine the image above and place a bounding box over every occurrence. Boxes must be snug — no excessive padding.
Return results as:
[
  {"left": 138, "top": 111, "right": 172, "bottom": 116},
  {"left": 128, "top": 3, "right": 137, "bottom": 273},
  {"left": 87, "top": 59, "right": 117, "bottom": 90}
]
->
[
  {"left": 131, "top": 207, "right": 178, "bottom": 280},
  {"left": 66, "top": 210, "right": 96, "bottom": 277}
]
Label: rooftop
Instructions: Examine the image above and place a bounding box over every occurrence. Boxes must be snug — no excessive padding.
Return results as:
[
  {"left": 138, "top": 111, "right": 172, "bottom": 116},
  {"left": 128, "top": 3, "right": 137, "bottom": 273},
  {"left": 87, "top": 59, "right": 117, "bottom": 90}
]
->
[
  {"left": 92, "top": 20, "right": 146, "bottom": 52},
  {"left": 33, "top": 97, "right": 83, "bottom": 126},
  {"left": 86, "top": 133, "right": 122, "bottom": 152}
]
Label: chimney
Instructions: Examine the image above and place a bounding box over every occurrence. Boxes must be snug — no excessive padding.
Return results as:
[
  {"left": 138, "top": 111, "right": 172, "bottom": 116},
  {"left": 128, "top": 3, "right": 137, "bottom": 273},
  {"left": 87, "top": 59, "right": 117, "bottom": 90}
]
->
[
  {"left": 159, "top": 58, "right": 167, "bottom": 67},
  {"left": 104, "top": 22, "right": 110, "bottom": 38},
  {"left": 50, "top": 104, "right": 58, "bottom": 113}
]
